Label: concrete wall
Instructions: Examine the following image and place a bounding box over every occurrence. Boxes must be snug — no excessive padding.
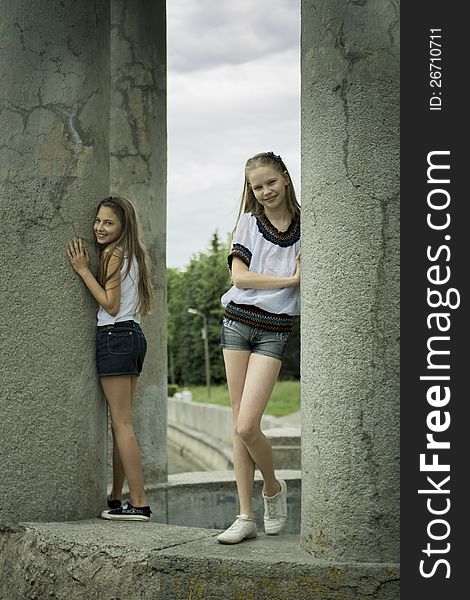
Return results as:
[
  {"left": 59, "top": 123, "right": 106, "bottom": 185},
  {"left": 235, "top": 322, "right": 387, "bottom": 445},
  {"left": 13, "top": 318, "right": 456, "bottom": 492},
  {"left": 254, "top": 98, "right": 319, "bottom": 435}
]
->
[
  {"left": 0, "top": 0, "right": 110, "bottom": 522},
  {"left": 134, "top": 470, "right": 301, "bottom": 534},
  {"left": 168, "top": 396, "right": 282, "bottom": 446},
  {"left": 301, "top": 0, "right": 400, "bottom": 563},
  {"left": 168, "top": 422, "right": 233, "bottom": 471},
  {"left": 168, "top": 397, "right": 301, "bottom": 472},
  {"left": 110, "top": 0, "right": 168, "bottom": 483}
]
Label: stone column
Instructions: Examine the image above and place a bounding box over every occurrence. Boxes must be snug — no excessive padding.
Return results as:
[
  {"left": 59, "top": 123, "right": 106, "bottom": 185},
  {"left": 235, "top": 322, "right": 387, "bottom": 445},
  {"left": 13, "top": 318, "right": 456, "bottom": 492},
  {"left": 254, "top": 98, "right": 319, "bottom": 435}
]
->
[
  {"left": 0, "top": 0, "right": 110, "bottom": 521},
  {"left": 110, "top": 0, "right": 167, "bottom": 482},
  {"left": 300, "top": 0, "right": 399, "bottom": 563}
]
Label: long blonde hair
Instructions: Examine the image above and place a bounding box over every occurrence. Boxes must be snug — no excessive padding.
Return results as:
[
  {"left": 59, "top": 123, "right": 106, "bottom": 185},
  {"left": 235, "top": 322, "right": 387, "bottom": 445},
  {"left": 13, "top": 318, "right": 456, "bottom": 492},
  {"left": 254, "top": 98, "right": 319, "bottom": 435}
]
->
[
  {"left": 95, "top": 196, "right": 155, "bottom": 316},
  {"left": 235, "top": 152, "right": 300, "bottom": 229}
]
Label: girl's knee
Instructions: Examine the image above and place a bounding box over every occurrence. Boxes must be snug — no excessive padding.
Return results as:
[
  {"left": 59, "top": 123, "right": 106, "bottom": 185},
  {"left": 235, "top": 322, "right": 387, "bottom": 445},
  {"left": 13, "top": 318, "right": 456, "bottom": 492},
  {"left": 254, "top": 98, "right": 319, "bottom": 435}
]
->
[{"left": 236, "top": 421, "right": 260, "bottom": 446}]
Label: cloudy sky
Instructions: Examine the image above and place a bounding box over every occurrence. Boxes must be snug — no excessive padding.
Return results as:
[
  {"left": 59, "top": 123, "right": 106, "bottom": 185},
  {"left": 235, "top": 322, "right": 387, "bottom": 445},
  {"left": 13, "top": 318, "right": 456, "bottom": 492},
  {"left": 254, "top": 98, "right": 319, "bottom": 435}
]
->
[{"left": 167, "top": 0, "right": 300, "bottom": 269}]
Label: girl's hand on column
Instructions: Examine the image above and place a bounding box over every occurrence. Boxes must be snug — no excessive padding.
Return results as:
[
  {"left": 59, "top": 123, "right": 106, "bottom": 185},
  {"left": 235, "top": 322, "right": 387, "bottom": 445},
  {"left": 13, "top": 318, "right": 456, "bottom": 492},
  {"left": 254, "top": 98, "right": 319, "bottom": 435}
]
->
[
  {"left": 67, "top": 237, "right": 90, "bottom": 276},
  {"left": 293, "top": 250, "right": 301, "bottom": 285}
]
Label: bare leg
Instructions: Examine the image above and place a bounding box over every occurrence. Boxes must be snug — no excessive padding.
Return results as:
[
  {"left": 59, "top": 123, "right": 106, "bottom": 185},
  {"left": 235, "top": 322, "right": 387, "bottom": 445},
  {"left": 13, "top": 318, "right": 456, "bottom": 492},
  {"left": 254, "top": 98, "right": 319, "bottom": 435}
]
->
[
  {"left": 110, "top": 425, "right": 124, "bottom": 501},
  {"left": 100, "top": 375, "right": 148, "bottom": 507},
  {"left": 109, "top": 376, "right": 138, "bottom": 501},
  {"left": 236, "top": 354, "right": 282, "bottom": 497},
  {"left": 223, "top": 349, "right": 255, "bottom": 517}
]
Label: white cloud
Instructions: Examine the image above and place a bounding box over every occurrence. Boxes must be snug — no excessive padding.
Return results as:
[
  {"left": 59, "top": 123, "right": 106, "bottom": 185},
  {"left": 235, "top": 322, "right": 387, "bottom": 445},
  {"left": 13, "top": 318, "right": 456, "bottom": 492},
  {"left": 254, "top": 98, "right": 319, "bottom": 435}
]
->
[
  {"left": 167, "top": 0, "right": 300, "bottom": 269},
  {"left": 168, "top": 0, "right": 299, "bottom": 72}
]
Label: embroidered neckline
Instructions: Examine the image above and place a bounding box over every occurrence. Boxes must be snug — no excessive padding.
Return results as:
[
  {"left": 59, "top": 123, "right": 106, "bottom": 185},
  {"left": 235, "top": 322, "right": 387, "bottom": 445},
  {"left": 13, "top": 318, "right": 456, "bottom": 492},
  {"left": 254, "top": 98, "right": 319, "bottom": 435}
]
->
[{"left": 254, "top": 212, "right": 300, "bottom": 247}]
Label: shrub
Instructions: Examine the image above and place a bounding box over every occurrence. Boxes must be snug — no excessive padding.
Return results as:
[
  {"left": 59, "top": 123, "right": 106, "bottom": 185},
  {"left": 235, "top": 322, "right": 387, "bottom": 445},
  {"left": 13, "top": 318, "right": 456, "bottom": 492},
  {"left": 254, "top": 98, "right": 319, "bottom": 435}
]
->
[{"left": 168, "top": 384, "right": 179, "bottom": 397}]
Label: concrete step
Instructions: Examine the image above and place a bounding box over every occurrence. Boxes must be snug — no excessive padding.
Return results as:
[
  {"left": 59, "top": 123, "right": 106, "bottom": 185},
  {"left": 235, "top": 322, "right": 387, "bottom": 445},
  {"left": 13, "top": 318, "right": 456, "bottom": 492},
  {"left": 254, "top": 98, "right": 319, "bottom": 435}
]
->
[{"left": 0, "top": 520, "right": 399, "bottom": 600}]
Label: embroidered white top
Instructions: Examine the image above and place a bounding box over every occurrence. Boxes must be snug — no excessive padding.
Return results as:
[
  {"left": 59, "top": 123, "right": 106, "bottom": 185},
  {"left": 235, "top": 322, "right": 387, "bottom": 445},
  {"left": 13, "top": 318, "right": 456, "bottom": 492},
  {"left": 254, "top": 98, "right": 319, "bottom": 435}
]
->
[{"left": 221, "top": 212, "right": 300, "bottom": 328}]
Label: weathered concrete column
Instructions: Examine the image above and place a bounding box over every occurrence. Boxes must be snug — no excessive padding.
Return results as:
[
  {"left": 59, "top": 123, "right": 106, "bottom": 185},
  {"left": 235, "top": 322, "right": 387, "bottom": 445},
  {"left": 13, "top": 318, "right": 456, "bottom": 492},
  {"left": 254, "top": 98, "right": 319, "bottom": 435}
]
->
[
  {"left": 110, "top": 0, "right": 167, "bottom": 482},
  {"left": 300, "top": 0, "right": 399, "bottom": 564},
  {"left": 0, "top": 1, "right": 110, "bottom": 521}
]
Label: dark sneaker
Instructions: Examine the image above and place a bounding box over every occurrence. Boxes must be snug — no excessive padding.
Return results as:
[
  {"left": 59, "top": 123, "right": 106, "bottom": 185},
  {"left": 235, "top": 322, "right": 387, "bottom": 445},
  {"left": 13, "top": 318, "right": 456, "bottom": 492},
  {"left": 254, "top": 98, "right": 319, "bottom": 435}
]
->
[
  {"left": 107, "top": 498, "right": 122, "bottom": 510},
  {"left": 101, "top": 501, "right": 152, "bottom": 522}
]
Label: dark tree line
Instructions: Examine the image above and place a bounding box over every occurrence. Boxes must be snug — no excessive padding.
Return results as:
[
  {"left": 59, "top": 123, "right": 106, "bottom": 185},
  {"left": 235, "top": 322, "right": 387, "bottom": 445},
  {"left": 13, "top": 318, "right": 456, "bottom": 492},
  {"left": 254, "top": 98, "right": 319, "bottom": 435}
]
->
[{"left": 167, "top": 232, "right": 299, "bottom": 387}]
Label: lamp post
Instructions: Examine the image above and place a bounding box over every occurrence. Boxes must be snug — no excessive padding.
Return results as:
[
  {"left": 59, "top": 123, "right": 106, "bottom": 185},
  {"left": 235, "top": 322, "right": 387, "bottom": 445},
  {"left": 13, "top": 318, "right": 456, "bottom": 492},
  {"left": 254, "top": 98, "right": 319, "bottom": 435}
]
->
[{"left": 187, "top": 308, "right": 211, "bottom": 399}]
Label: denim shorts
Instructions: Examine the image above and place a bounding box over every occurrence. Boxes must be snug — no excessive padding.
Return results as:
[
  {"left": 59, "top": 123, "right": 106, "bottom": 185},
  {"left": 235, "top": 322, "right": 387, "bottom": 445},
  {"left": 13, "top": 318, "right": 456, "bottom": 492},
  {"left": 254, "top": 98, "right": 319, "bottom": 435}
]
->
[
  {"left": 219, "top": 317, "right": 290, "bottom": 361},
  {"left": 96, "top": 320, "right": 147, "bottom": 377}
]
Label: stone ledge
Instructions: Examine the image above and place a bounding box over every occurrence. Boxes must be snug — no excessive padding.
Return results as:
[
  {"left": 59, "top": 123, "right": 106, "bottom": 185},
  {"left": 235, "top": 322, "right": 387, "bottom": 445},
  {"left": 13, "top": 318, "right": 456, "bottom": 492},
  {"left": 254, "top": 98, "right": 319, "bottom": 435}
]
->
[{"left": 0, "top": 521, "right": 399, "bottom": 600}]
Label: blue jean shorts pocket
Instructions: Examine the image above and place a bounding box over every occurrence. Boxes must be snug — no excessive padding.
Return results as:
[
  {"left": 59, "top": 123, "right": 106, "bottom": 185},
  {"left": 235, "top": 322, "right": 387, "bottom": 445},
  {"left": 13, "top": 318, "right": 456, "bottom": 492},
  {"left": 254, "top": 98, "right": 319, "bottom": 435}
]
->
[
  {"left": 107, "top": 330, "right": 134, "bottom": 355},
  {"left": 276, "top": 331, "right": 290, "bottom": 343}
]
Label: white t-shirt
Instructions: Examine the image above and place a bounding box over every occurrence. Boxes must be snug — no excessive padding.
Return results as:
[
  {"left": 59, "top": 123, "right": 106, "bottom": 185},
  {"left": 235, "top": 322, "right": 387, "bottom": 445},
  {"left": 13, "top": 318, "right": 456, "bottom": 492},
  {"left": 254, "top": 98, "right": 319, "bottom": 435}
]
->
[
  {"left": 97, "top": 254, "right": 141, "bottom": 326},
  {"left": 221, "top": 211, "right": 300, "bottom": 316}
]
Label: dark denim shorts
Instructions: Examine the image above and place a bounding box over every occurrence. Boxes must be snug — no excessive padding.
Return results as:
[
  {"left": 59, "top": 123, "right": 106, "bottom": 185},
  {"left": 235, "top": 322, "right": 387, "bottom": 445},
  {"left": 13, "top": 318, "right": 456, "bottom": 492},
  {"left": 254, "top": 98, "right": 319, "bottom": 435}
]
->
[
  {"left": 219, "top": 317, "right": 290, "bottom": 361},
  {"left": 96, "top": 320, "right": 147, "bottom": 377}
]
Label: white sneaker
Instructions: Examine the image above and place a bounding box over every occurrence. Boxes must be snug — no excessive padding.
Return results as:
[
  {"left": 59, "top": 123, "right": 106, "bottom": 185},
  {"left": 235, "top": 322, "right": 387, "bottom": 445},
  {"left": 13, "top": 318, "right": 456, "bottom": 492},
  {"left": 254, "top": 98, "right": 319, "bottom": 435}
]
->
[
  {"left": 217, "top": 514, "right": 257, "bottom": 544},
  {"left": 263, "top": 479, "right": 287, "bottom": 535}
]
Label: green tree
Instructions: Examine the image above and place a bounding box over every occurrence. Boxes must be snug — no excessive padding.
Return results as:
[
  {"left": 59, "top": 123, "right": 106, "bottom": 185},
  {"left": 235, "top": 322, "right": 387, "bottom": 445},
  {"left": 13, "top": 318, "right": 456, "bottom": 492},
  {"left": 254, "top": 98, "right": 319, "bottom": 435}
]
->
[
  {"left": 167, "top": 267, "right": 185, "bottom": 384},
  {"left": 167, "top": 231, "right": 231, "bottom": 386}
]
